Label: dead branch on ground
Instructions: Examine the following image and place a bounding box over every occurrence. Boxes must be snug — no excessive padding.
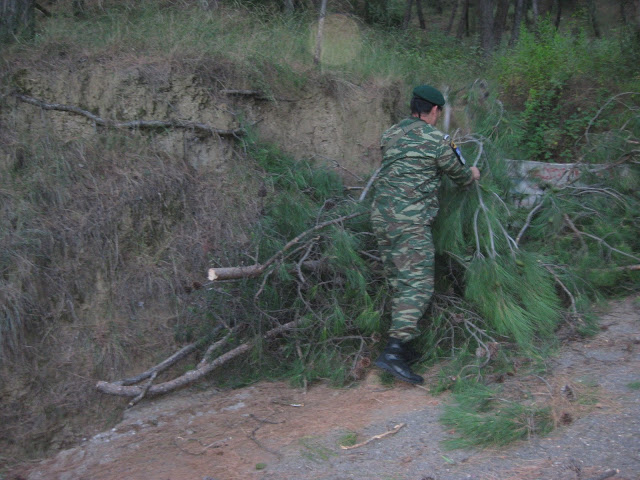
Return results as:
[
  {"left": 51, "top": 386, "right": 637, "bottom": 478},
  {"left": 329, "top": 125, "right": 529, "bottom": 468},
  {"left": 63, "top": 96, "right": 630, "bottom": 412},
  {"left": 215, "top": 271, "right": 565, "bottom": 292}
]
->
[
  {"left": 248, "top": 413, "right": 284, "bottom": 458},
  {"left": 432, "top": 294, "right": 499, "bottom": 371},
  {"left": 97, "top": 209, "right": 366, "bottom": 401},
  {"left": 174, "top": 435, "right": 230, "bottom": 455},
  {"left": 116, "top": 342, "right": 199, "bottom": 386},
  {"left": 96, "top": 321, "right": 296, "bottom": 398},
  {"left": 13, "top": 93, "right": 246, "bottom": 137}
]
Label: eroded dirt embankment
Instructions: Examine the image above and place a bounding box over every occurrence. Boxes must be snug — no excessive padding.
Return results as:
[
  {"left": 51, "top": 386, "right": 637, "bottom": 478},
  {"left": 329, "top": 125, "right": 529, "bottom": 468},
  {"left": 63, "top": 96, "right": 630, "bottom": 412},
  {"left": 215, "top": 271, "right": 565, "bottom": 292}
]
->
[
  {"left": 9, "top": 60, "right": 394, "bottom": 175},
  {"left": 0, "top": 60, "right": 400, "bottom": 468}
]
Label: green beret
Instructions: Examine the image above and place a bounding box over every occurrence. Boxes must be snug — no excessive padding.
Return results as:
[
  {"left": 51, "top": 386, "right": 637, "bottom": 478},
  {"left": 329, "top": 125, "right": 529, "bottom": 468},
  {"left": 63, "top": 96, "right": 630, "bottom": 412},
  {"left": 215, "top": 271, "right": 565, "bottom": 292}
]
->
[{"left": 412, "top": 85, "right": 445, "bottom": 106}]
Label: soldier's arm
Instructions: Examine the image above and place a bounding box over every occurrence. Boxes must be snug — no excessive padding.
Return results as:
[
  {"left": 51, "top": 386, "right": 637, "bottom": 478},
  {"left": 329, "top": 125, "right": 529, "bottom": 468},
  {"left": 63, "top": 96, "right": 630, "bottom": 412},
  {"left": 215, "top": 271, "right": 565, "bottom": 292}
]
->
[{"left": 435, "top": 147, "right": 475, "bottom": 186}]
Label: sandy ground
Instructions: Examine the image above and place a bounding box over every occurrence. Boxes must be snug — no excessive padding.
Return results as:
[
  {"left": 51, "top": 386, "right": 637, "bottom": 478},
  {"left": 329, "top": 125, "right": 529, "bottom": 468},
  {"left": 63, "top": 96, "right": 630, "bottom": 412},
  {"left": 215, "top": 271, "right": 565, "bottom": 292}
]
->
[{"left": 12, "top": 295, "right": 640, "bottom": 480}]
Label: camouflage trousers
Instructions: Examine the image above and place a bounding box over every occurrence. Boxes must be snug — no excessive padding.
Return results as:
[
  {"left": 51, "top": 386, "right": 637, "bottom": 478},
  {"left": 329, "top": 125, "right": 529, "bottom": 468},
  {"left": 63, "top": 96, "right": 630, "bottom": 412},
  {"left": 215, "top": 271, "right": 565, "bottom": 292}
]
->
[{"left": 371, "top": 199, "right": 435, "bottom": 342}]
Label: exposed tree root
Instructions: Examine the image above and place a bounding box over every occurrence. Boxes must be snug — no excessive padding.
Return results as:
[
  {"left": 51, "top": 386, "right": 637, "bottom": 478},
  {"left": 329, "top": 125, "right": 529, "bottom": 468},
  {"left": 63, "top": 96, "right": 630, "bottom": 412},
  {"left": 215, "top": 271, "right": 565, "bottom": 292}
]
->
[{"left": 13, "top": 93, "right": 246, "bottom": 137}]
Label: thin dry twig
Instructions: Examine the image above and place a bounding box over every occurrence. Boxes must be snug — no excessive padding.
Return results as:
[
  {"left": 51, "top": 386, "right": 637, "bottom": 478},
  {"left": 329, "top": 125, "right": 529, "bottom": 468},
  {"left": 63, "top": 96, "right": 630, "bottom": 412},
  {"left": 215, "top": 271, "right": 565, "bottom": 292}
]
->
[
  {"left": 562, "top": 214, "right": 588, "bottom": 250},
  {"left": 516, "top": 200, "right": 546, "bottom": 246},
  {"left": 248, "top": 414, "right": 284, "bottom": 458},
  {"left": 174, "top": 435, "right": 230, "bottom": 455},
  {"left": 340, "top": 423, "right": 406, "bottom": 450},
  {"left": 580, "top": 91, "right": 639, "bottom": 147},
  {"left": 359, "top": 167, "right": 382, "bottom": 202},
  {"left": 127, "top": 371, "right": 157, "bottom": 408},
  {"left": 544, "top": 264, "right": 579, "bottom": 319}
]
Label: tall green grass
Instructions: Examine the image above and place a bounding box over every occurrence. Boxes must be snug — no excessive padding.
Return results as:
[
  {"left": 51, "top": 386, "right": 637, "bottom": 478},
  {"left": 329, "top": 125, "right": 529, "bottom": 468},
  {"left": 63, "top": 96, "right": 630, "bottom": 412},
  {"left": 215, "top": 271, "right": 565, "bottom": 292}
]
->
[{"left": 3, "top": 1, "right": 485, "bottom": 92}]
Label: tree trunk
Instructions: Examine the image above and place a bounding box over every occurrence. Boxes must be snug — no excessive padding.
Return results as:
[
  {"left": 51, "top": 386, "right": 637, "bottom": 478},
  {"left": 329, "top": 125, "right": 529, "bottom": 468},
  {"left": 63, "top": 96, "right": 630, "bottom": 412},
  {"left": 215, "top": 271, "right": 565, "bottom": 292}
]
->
[
  {"left": 313, "top": 0, "right": 328, "bottom": 66},
  {"left": 510, "top": 0, "right": 525, "bottom": 46},
  {"left": 456, "top": 0, "right": 470, "bottom": 38},
  {"left": 363, "top": 0, "right": 388, "bottom": 24},
  {"left": 416, "top": 0, "right": 426, "bottom": 29},
  {"left": 402, "top": 0, "right": 413, "bottom": 30},
  {"left": 479, "top": 0, "right": 495, "bottom": 53},
  {"left": 0, "top": 0, "right": 35, "bottom": 43},
  {"left": 587, "top": 0, "right": 600, "bottom": 37},
  {"left": 554, "top": 0, "right": 562, "bottom": 28},
  {"left": 72, "top": 0, "right": 85, "bottom": 17},
  {"left": 635, "top": 0, "right": 640, "bottom": 33},
  {"left": 532, "top": 0, "right": 540, "bottom": 27},
  {"left": 493, "top": 0, "right": 510, "bottom": 46},
  {"left": 446, "top": 0, "right": 461, "bottom": 35}
]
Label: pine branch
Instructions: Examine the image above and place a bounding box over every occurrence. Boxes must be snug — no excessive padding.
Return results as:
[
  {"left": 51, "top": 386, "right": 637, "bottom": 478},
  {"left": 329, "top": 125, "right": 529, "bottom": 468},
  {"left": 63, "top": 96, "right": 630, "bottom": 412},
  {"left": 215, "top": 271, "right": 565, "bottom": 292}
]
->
[
  {"left": 544, "top": 264, "right": 579, "bottom": 318},
  {"left": 207, "top": 211, "right": 366, "bottom": 281},
  {"left": 580, "top": 92, "right": 639, "bottom": 149},
  {"left": 562, "top": 214, "right": 588, "bottom": 250},
  {"left": 516, "top": 200, "right": 546, "bottom": 246},
  {"left": 578, "top": 231, "right": 640, "bottom": 262}
]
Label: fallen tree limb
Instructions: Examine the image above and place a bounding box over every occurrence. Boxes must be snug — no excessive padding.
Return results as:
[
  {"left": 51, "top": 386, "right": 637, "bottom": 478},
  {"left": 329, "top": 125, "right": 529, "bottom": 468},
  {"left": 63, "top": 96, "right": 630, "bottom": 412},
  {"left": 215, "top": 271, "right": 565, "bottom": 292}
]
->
[
  {"left": 117, "top": 342, "right": 199, "bottom": 386},
  {"left": 13, "top": 93, "right": 245, "bottom": 137},
  {"left": 96, "top": 321, "right": 296, "bottom": 398},
  {"left": 196, "top": 333, "right": 233, "bottom": 369},
  {"left": 127, "top": 371, "right": 158, "bottom": 408},
  {"left": 207, "top": 211, "right": 366, "bottom": 281}
]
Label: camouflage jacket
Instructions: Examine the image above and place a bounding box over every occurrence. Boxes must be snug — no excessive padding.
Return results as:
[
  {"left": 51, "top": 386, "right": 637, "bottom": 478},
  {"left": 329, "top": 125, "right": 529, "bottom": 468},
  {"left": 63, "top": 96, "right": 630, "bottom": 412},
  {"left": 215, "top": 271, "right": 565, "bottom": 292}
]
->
[{"left": 373, "top": 116, "right": 474, "bottom": 222}]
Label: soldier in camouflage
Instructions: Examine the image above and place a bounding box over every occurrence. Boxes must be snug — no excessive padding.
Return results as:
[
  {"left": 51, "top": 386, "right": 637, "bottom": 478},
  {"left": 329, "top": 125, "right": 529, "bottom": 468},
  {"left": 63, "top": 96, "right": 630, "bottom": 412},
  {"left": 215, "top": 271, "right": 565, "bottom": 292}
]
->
[{"left": 372, "top": 85, "right": 481, "bottom": 384}]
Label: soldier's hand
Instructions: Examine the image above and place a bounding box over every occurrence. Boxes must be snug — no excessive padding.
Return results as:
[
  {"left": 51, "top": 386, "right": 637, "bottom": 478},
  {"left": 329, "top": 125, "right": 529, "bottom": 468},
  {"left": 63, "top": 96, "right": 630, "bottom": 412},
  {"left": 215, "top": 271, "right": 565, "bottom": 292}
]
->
[{"left": 470, "top": 166, "right": 481, "bottom": 181}]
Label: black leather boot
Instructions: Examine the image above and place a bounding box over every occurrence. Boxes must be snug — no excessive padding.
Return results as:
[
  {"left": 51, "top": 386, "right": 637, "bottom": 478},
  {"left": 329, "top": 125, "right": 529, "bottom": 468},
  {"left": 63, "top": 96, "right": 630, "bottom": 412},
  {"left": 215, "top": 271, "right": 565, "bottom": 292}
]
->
[{"left": 374, "top": 338, "right": 424, "bottom": 385}]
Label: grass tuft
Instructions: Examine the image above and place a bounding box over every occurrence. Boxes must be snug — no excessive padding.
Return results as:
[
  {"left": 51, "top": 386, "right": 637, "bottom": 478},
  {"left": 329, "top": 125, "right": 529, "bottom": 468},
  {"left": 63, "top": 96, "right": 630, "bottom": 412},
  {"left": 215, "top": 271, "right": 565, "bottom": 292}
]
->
[{"left": 441, "top": 382, "right": 554, "bottom": 449}]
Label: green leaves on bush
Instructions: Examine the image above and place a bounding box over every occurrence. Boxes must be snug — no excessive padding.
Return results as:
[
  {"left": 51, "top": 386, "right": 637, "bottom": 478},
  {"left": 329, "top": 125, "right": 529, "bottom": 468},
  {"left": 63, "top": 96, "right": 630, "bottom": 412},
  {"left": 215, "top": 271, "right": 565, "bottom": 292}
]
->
[{"left": 493, "top": 18, "right": 640, "bottom": 162}]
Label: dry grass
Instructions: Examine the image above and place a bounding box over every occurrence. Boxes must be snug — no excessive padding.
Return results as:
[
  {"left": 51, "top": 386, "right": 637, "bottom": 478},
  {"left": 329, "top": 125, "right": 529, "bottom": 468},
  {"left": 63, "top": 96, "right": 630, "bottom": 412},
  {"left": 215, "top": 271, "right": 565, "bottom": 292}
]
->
[{"left": 0, "top": 119, "right": 262, "bottom": 466}]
